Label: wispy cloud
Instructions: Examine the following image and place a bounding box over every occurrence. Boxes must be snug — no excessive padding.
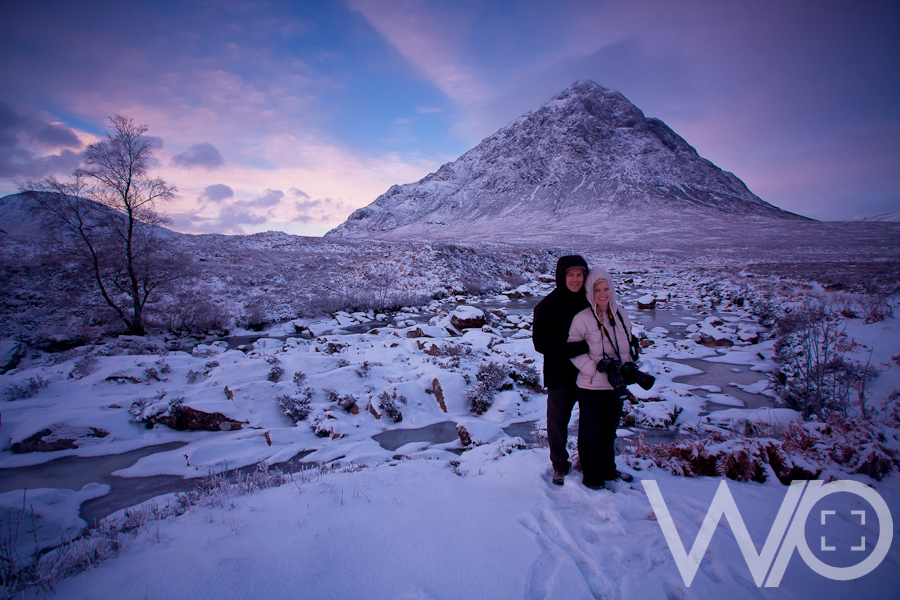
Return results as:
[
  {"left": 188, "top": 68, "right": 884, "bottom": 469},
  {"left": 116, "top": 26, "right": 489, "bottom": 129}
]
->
[
  {"left": 346, "top": 0, "right": 488, "bottom": 104},
  {"left": 2, "top": 0, "right": 897, "bottom": 225}
]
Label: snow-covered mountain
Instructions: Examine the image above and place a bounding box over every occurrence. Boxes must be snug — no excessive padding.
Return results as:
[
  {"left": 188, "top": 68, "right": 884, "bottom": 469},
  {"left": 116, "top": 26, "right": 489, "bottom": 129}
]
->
[
  {"left": 847, "top": 211, "right": 900, "bottom": 223},
  {"left": 327, "top": 81, "right": 807, "bottom": 242}
]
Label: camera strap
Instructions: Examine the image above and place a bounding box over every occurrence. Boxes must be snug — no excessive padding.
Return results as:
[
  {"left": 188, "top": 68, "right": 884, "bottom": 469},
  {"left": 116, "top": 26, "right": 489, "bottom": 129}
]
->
[
  {"left": 592, "top": 309, "right": 622, "bottom": 361},
  {"left": 593, "top": 307, "right": 639, "bottom": 362}
]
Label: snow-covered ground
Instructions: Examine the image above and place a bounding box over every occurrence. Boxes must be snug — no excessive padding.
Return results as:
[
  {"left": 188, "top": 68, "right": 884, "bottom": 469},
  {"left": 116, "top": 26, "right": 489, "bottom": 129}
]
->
[
  {"left": 1, "top": 268, "right": 898, "bottom": 599},
  {"left": 24, "top": 453, "right": 900, "bottom": 600}
]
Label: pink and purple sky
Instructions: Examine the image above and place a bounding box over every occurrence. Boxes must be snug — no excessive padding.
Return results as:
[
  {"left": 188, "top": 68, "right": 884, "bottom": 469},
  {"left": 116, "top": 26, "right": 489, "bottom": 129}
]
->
[{"left": 2, "top": 0, "right": 898, "bottom": 235}]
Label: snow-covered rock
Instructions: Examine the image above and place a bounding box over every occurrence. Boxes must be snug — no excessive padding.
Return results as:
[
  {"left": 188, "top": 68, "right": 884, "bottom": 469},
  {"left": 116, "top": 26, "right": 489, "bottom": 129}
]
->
[
  {"left": 449, "top": 306, "right": 486, "bottom": 330},
  {"left": 0, "top": 340, "right": 26, "bottom": 373}
]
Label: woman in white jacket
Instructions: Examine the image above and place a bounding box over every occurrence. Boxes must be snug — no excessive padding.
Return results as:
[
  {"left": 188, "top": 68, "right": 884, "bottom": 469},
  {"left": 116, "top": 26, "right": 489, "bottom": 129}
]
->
[{"left": 568, "top": 267, "right": 636, "bottom": 490}]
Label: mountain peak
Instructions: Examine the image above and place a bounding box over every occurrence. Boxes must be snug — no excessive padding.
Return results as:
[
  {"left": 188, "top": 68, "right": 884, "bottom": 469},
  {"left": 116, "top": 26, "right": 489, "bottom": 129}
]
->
[{"left": 327, "top": 80, "right": 806, "bottom": 242}]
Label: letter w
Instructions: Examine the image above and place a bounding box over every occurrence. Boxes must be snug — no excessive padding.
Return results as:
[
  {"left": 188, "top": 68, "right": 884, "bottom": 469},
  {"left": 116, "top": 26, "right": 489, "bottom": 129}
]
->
[{"left": 642, "top": 480, "right": 807, "bottom": 587}]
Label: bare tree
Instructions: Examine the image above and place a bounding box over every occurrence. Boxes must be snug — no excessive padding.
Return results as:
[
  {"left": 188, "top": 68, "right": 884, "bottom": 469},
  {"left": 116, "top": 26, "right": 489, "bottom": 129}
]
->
[{"left": 20, "top": 115, "right": 177, "bottom": 335}]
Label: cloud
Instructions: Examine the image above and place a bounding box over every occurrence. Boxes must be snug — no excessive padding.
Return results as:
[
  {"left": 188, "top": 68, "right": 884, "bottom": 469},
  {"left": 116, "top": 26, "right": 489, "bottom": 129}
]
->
[
  {"left": 346, "top": 0, "right": 488, "bottom": 103},
  {"left": 0, "top": 102, "right": 84, "bottom": 179},
  {"left": 172, "top": 142, "right": 225, "bottom": 169},
  {"left": 212, "top": 203, "right": 270, "bottom": 233},
  {"left": 199, "top": 183, "right": 234, "bottom": 203},
  {"left": 0, "top": 102, "right": 81, "bottom": 150},
  {"left": 176, "top": 188, "right": 290, "bottom": 234},
  {"left": 292, "top": 196, "right": 351, "bottom": 225},
  {"left": 253, "top": 189, "right": 284, "bottom": 207}
]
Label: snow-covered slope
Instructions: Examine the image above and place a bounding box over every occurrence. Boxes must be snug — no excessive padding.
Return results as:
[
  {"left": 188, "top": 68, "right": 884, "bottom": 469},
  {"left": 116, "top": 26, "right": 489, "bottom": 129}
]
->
[
  {"left": 327, "top": 81, "right": 808, "bottom": 242},
  {"left": 847, "top": 211, "right": 900, "bottom": 223}
]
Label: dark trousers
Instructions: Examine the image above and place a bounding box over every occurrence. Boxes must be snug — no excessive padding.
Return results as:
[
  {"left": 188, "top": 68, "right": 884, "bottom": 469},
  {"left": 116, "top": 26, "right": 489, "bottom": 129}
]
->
[
  {"left": 547, "top": 388, "right": 578, "bottom": 473},
  {"left": 577, "top": 388, "right": 624, "bottom": 484}
]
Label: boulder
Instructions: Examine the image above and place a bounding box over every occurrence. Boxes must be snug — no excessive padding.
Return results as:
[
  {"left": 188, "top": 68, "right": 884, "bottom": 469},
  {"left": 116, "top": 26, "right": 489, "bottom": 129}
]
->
[
  {"left": 456, "top": 420, "right": 505, "bottom": 447},
  {"left": 637, "top": 294, "right": 656, "bottom": 309},
  {"left": 0, "top": 341, "right": 26, "bottom": 374},
  {"left": 449, "top": 306, "right": 487, "bottom": 330},
  {"left": 150, "top": 406, "right": 244, "bottom": 431},
  {"left": 12, "top": 426, "right": 109, "bottom": 453},
  {"left": 699, "top": 333, "right": 735, "bottom": 348}
]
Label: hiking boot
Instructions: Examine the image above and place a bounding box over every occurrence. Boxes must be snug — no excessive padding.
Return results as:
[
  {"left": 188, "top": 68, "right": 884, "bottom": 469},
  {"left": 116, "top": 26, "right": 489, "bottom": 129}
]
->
[
  {"left": 583, "top": 479, "right": 605, "bottom": 490},
  {"left": 552, "top": 470, "right": 566, "bottom": 486}
]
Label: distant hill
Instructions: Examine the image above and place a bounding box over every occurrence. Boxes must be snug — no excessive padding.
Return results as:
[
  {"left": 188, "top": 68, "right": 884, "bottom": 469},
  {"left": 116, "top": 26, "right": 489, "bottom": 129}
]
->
[
  {"left": 327, "top": 80, "right": 808, "bottom": 243},
  {"left": 846, "top": 211, "right": 900, "bottom": 223}
]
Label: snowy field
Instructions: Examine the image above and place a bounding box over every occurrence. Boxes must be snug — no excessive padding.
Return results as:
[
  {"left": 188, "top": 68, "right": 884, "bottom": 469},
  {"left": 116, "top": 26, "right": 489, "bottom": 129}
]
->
[{"left": 1, "top": 266, "right": 898, "bottom": 599}]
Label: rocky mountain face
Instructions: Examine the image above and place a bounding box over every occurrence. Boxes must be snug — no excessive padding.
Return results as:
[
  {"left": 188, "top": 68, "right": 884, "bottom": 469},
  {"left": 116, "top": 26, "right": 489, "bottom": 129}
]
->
[{"left": 327, "top": 80, "right": 807, "bottom": 243}]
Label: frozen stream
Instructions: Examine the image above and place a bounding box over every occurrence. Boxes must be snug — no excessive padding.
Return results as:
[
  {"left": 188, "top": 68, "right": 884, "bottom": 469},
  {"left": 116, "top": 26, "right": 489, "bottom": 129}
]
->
[{"left": 1, "top": 294, "right": 775, "bottom": 525}]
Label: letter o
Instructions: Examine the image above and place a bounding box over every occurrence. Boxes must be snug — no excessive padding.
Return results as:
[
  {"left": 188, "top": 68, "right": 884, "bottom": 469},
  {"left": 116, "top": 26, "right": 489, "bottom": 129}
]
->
[{"left": 794, "top": 480, "right": 893, "bottom": 581}]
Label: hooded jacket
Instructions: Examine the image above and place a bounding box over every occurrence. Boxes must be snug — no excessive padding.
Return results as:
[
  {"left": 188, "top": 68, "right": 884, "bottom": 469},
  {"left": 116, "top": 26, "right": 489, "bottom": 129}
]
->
[
  {"left": 532, "top": 255, "right": 591, "bottom": 389},
  {"left": 568, "top": 267, "right": 635, "bottom": 390}
]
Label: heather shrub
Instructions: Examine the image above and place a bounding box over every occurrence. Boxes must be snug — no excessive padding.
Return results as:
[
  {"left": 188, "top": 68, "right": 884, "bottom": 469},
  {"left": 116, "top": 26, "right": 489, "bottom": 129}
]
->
[
  {"left": 773, "top": 300, "right": 879, "bottom": 419},
  {"left": 377, "top": 388, "right": 404, "bottom": 423},
  {"left": 632, "top": 416, "right": 899, "bottom": 484},
  {"left": 267, "top": 364, "right": 285, "bottom": 383},
  {"left": 276, "top": 389, "right": 312, "bottom": 423},
  {"left": 185, "top": 369, "right": 204, "bottom": 384},
  {"left": 165, "top": 295, "right": 229, "bottom": 334},
  {"left": 324, "top": 388, "right": 359, "bottom": 413},
  {"left": 508, "top": 359, "right": 540, "bottom": 387},
  {"left": 70, "top": 353, "right": 99, "bottom": 379},
  {"left": 466, "top": 361, "right": 511, "bottom": 415},
  {"left": 3, "top": 376, "right": 51, "bottom": 400}
]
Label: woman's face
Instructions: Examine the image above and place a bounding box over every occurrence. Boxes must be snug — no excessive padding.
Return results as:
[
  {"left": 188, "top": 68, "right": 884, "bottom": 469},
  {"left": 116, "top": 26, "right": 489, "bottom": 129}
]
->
[{"left": 593, "top": 279, "right": 611, "bottom": 310}]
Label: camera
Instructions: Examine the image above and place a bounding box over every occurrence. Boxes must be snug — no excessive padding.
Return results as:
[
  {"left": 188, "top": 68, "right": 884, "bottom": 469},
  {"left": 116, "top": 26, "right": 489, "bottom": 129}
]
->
[
  {"left": 619, "top": 361, "right": 655, "bottom": 390},
  {"left": 596, "top": 357, "right": 630, "bottom": 402},
  {"left": 596, "top": 358, "right": 656, "bottom": 402}
]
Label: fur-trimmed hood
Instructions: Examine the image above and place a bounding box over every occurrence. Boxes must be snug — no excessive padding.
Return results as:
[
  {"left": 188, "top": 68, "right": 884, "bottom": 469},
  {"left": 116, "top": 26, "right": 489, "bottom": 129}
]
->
[{"left": 584, "top": 267, "right": 619, "bottom": 317}]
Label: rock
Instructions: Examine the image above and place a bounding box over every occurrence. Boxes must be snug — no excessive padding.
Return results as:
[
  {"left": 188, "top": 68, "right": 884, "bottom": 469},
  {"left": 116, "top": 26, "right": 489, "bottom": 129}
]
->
[
  {"left": 0, "top": 341, "right": 26, "bottom": 374},
  {"left": 406, "top": 327, "right": 426, "bottom": 338},
  {"left": 151, "top": 406, "right": 243, "bottom": 432},
  {"left": 432, "top": 378, "right": 447, "bottom": 412},
  {"left": 12, "top": 426, "right": 109, "bottom": 453},
  {"left": 637, "top": 294, "right": 656, "bottom": 309},
  {"left": 105, "top": 374, "right": 142, "bottom": 384},
  {"left": 253, "top": 338, "right": 285, "bottom": 352},
  {"left": 699, "top": 333, "right": 734, "bottom": 348},
  {"left": 417, "top": 341, "right": 442, "bottom": 356},
  {"left": 369, "top": 403, "right": 382, "bottom": 419},
  {"left": 326, "top": 341, "right": 346, "bottom": 354},
  {"left": 456, "top": 420, "right": 505, "bottom": 447},
  {"left": 449, "top": 306, "right": 487, "bottom": 330},
  {"left": 333, "top": 312, "right": 356, "bottom": 327}
]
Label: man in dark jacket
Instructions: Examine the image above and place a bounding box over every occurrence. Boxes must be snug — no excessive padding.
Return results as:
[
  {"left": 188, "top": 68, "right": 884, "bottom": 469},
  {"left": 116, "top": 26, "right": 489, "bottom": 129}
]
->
[{"left": 532, "top": 255, "right": 590, "bottom": 485}]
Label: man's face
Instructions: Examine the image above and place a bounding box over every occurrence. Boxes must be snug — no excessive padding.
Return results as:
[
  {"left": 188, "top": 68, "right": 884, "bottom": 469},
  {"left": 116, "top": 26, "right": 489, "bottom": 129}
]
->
[{"left": 565, "top": 267, "right": 585, "bottom": 293}]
